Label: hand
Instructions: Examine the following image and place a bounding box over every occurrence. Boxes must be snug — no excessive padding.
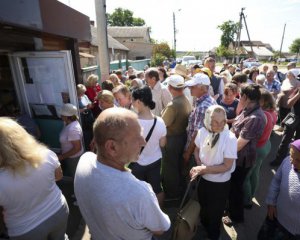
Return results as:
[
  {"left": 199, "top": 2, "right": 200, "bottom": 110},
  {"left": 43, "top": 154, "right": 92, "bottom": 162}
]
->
[
  {"left": 267, "top": 205, "right": 277, "bottom": 220},
  {"left": 189, "top": 166, "right": 207, "bottom": 181}
]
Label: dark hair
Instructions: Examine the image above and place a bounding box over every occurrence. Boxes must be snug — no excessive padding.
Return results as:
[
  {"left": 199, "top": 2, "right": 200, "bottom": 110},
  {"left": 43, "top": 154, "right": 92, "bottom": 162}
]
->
[
  {"left": 240, "top": 84, "right": 261, "bottom": 102},
  {"left": 249, "top": 67, "right": 259, "bottom": 81},
  {"left": 102, "top": 80, "right": 114, "bottom": 91},
  {"left": 231, "top": 73, "right": 248, "bottom": 84},
  {"left": 145, "top": 68, "right": 159, "bottom": 82},
  {"left": 224, "top": 82, "right": 238, "bottom": 94},
  {"left": 260, "top": 88, "right": 276, "bottom": 111},
  {"left": 132, "top": 86, "right": 156, "bottom": 110},
  {"left": 128, "top": 75, "right": 137, "bottom": 80},
  {"left": 158, "top": 67, "right": 168, "bottom": 79}
]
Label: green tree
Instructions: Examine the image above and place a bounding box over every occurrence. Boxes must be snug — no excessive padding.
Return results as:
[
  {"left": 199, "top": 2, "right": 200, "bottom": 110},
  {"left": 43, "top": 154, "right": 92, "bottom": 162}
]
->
[
  {"left": 151, "top": 42, "right": 174, "bottom": 67},
  {"left": 289, "top": 38, "right": 300, "bottom": 54},
  {"left": 107, "top": 8, "right": 145, "bottom": 26},
  {"left": 217, "top": 20, "right": 239, "bottom": 48},
  {"left": 152, "top": 42, "right": 174, "bottom": 58},
  {"left": 216, "top": 45, "right": 234, "bottom": 58}
]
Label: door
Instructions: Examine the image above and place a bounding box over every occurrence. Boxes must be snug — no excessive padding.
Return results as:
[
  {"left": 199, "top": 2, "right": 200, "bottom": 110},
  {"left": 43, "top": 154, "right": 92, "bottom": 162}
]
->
[{"left": 9, "top": 51, "right": 79, "bottom": 150}]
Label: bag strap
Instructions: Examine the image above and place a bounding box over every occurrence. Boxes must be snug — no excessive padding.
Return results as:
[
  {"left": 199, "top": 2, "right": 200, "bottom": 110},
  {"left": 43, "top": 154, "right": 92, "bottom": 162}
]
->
[
  {"left": 140, "top": 117, "right": 157, "bottom": 154},
  {"left": 179, "top": 176, "right": 201, "bottom": 210}
]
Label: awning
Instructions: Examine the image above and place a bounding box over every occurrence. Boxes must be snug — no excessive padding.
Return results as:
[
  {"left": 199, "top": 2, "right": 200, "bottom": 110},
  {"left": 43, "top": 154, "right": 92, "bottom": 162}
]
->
[{"left": 79, "top": 52, "right": 95, "bottom": 58}]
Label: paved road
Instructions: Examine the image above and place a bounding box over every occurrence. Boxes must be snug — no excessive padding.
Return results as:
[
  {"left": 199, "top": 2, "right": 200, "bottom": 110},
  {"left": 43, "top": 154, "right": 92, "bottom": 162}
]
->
[{"left": 62, "top": 127, "right": 283, "bottom": 240}]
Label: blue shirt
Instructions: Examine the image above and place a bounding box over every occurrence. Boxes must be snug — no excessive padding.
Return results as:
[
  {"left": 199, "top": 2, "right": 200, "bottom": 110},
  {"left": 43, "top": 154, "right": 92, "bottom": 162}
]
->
[{"left": 264, "top": 79, "right": 281, "bottom": 93}]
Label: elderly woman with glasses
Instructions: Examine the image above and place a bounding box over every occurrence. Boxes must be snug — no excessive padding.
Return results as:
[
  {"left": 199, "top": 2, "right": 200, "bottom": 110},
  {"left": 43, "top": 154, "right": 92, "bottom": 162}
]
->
[{"left": 190, "top": 105, "right": 237, "bottom": 240}]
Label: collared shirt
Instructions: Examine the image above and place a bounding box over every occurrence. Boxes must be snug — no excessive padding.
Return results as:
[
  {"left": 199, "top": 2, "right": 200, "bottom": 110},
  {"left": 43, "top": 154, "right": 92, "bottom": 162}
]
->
[
  {"left": 185, "top": 93, "right": 216, "bottom": 149},
  {"left": 264, "top": 79, "right": 281, "bottom": 93},
  {"left": 151, "top": 81, "right": 172, "bottom": 116},
  {"left": 232, "top": 103, "right": 266, "bottom": 168}
]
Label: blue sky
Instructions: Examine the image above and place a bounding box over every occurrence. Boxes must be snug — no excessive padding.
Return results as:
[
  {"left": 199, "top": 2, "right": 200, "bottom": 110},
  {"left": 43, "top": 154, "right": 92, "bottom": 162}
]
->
[{"left": 59, "top": 0, "right": 300, "bottom": 52}]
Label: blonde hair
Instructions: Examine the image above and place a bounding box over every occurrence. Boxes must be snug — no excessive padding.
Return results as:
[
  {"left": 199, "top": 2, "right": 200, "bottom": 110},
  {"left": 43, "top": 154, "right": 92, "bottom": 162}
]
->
[
  {"left": 97, "top": 90, "right": 114, "bottom": 104},
  {"left": 0, "top": 117, "right": 47, "bottom": 173},
  {"left": 112, "top": 85, "right": 131, "bottom": 97},
  {"left": 86, "top": 74, "right": 99, "bottom": 87},
  {"left": 109, "top": 73, "right": 121, "bottom": 86},
  {"left": 77, "top": 84, "right": 87, "bottom": 95}
]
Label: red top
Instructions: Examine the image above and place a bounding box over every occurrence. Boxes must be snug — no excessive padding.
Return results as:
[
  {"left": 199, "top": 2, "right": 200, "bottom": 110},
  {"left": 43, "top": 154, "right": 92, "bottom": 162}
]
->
[
  {"left": 85, "top": 84, "right": 102, "bottom": 102},
  {"left": 257, "top": 110, "right": 277, "bottom": 147},
  {"left": 85, "top": 83, "right": 102, "bottom": 117}
]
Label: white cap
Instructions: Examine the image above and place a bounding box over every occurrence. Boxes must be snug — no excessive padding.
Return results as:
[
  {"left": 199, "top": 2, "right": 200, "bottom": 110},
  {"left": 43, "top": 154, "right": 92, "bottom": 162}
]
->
[
  {"left": 60, "top": 103, "right": 78, "bottom": 117},
  {"left": 168, "top": 74, "right": 185, "bottom": 88},
  {"left": 185, "top": 73, "right": 210, "bottom": 87}
]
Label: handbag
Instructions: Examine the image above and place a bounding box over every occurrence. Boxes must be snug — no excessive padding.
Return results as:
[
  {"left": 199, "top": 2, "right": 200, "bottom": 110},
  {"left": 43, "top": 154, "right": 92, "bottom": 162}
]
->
[
  {"left": 282, "top": 111, "right": 299, "bottom": 129},
  {"left": 172, "top": 177, "right": 201, "bottom": 240}
]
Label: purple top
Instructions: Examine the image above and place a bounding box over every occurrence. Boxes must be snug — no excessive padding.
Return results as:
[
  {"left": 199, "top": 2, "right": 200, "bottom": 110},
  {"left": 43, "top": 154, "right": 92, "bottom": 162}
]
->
[{"left": 232, "top": 104, "right": 266, "bottom": 168}]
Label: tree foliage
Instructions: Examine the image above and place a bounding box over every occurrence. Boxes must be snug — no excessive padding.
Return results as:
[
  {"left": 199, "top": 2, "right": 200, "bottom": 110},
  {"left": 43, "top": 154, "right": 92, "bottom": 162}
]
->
[
  {"left": 289, "top": 38, "right": 300, "bottom": 53},
  {"left": 151, "top": 42, "right": 174, "bottom": 67},
  {"left": 107, "top": 8, "right": 145, "bottom": 26},
  {"left": 216, "top": 45, "right": 234, "bottom": 58},
  {"left": 217, "top": 20, "right": 239, "bottom": 48}
]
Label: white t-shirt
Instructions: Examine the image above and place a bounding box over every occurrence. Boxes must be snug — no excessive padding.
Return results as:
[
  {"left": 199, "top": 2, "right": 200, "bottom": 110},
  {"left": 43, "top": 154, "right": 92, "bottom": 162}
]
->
[
  {"left": 59, "top": 120, "right": 83, "bottom": 158},
  {"left": 138, "top": 117, "right": 166, "bottom": 166},
  {"left": 0, "top": 150, "right": 66, "bottom": 237},
  {"left": 194, "top": 127, "right": 237, "bottom": 182},
  {"left": 74, "top": 152, "right": 170, "bottom": 240}
]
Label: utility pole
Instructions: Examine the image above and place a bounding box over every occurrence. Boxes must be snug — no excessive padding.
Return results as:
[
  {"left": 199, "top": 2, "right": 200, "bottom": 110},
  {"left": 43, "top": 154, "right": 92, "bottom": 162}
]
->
[
  {"left": 234, "top": 8, "right": 253, "bottom": 63},
  {"left": 279, "top": 23, "right": 286, "bottom": 58},
  {"left": 95, "top": 0, "right": 110, "bottom": 82},
  {"left": 173, "top": 9, "right": 181, "bottom": 59},
  {"left": 173, "top": 12, "right": 176, "bottom": 58}
]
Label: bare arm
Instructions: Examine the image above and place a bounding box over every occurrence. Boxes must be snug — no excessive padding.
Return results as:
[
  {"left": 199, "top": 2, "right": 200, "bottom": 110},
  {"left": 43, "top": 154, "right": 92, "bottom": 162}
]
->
[
  {"left": 159, "top": 136, "right": 167, "bottom": 148},
  {"left": 55, "top": 166, "right": 63, "bottom": 181},
  {"left": 152, "top": 230, "right": 164, "bottom": 236},
  {"left": 194, "top": 146, "right": 201, "bottom": 165},
  {"left": 237, "top": 136, "right": 249, "bottom": 152},
  {"left": 58, "top": 140, "right": 81, "bottom": 161},
  {"left": 183, "top": 132, "right": 197, "bottom": 163},
  {"left": 287, "top": 89, "right": 300, "bottom": 108},
  {"left": 190, "top": 158, "right": 234, "bottom": 181}
]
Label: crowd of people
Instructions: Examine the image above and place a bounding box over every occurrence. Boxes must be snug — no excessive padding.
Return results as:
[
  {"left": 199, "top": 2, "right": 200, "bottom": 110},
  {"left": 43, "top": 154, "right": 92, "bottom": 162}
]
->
[{"left": 0, "top": 58, "right": 300, "bottom": 240}]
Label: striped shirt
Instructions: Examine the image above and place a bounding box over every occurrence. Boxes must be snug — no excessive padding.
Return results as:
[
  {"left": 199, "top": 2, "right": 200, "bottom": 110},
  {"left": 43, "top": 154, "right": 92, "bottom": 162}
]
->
[{"left": 185, "top": 94, "right": 216, "bottom": 149}]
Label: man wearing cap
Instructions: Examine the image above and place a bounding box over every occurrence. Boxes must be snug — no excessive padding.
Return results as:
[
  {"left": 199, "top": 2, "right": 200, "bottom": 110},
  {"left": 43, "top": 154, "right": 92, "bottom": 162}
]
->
[
  {"left": 265, "top": 139, "right": 300, "bottom": 238},
  {"left": 161, "top": 75, "right": 192, "bottom": 199},
  {"left": 145, "top": 68, "right": 172, "bottom": 116},
  {"left": 183, "top": 73, "right": 216, "bottom": 165},
  {"left": 75, "top": 108, "right": 170, "bottom": 240},
  {"left": 287, "top": 61, "right": 297, "bottom": 70},
  {"left": 204, "top": 57, "right": 224, "bottom": 98}
]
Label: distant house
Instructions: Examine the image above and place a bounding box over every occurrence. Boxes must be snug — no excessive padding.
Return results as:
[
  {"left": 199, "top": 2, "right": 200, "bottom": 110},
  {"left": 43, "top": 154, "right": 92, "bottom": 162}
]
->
[
  {"left": 230, "top": 41, "right": 274, "bottom": 61},
  {"left": 79, "top": 25, "right": 129, "bottom": 68},
  {"left": 107, "top": 26, "right": 153, "bottom": 60}
]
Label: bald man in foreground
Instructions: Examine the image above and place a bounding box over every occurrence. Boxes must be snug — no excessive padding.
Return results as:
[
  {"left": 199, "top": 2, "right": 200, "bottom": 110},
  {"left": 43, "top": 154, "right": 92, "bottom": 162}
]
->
[{"left": 74, "top": 108, "right": 170, "bottom": 240}]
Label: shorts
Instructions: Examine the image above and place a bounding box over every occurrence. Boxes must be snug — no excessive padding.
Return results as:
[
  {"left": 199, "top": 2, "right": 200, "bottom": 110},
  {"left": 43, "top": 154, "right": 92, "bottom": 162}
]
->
[{"left": 129, "top": 159, "right": 163, "bottom": 194}]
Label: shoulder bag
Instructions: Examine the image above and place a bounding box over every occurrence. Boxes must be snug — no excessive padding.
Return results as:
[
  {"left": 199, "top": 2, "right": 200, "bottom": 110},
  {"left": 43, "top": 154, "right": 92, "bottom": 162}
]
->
[
  {"left": 140, "top": 117, "right": 157, "bottom": 154},
  {"left": 172, "top": 177, "right": 201, "bottom": 240}
]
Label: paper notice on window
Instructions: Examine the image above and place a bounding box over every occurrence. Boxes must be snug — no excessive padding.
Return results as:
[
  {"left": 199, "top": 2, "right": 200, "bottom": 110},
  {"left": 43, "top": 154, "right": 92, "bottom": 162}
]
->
[
  {"left": 31, "top": 104, "right": 52, "bottom": 116},
  {"left": 25, "top": 84, "right": 41, "bottom": 103}
]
